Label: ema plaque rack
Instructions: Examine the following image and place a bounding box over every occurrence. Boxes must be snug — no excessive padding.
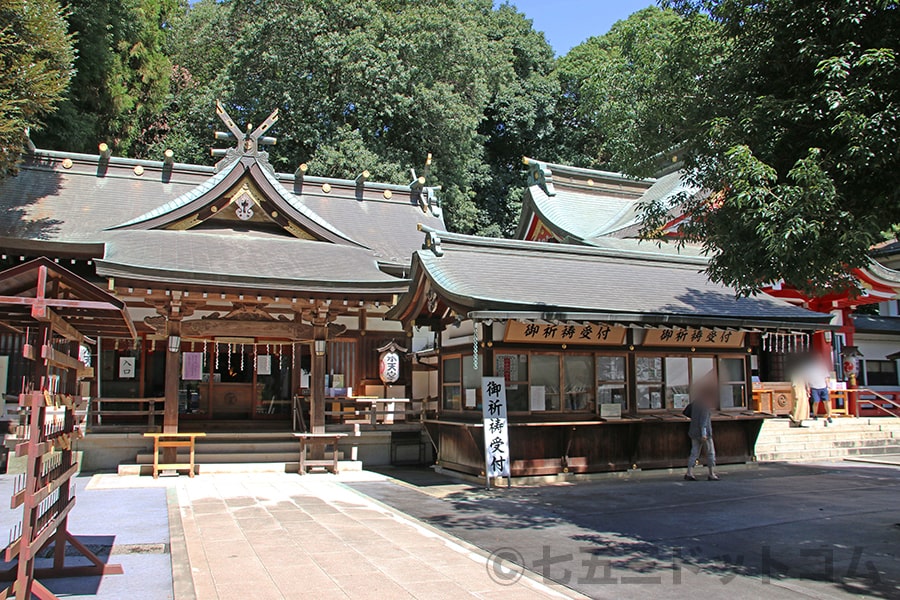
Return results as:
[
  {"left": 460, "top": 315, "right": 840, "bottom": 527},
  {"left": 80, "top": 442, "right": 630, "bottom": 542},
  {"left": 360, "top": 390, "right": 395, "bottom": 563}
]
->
[{"left": 0, "top": 392, "right": 122, "bottom": 600}]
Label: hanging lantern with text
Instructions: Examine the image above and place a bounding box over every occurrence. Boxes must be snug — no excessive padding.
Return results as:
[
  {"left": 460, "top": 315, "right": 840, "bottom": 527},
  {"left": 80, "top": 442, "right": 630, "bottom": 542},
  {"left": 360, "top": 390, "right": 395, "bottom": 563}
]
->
[{"left": 377, "top": 340, "right": 407, "bottom": 384}]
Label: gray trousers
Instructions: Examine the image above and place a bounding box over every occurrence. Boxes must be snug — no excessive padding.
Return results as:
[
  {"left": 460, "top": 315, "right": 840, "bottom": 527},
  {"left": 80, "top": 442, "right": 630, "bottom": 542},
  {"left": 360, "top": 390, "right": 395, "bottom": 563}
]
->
[{"left": 688, "top": 436, "right": 716, "bottom": 472}]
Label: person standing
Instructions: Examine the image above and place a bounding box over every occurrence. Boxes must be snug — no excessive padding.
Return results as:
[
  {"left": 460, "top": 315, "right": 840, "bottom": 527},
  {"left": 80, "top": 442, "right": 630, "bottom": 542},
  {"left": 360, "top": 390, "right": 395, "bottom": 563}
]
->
[
  {"left": 685, "top": 383, "right": 718, "bottom": 481},
  {"left": 790, "top": 366, "right": 810, "bottom": 424},
  {"left": 806, "top": 356, "right": 833, "bottom": 424}
]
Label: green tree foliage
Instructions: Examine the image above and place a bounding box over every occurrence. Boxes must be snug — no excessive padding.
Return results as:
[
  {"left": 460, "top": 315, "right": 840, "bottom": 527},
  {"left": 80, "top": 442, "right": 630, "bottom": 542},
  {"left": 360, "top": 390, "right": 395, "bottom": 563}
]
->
[
  {"left": 32, "top": 0, "right": 178, "bottom": 156},
  {"left": 199, "top": 0, "right": 559, "bottom": 234},
  {"left": 556, "top": 6, "right": 722, "bottom": 173},
  {"left": 637, "top": 0, "right": 900, "bottom": 295},
  {"left": 141, "top": 0, "right": 232, "bottom": 164},
  {"left": 0, "top": 0, "right": 73, "bottom": 177}
]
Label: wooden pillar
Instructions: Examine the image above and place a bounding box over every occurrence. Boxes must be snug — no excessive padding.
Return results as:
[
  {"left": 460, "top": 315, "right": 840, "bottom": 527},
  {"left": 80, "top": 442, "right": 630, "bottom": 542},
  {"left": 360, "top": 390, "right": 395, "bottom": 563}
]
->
[
  {"left": 33, "top": 323, "right": 49, "bottom": 392},
  {"left": 163, "top": 320, "right": 181, "bottom": 463},
  {"left": 311, "top": 326, "right": 327, "bottom": 433},
  {"left": 311, "top": 326, "right": 327, "bottom": 460}
]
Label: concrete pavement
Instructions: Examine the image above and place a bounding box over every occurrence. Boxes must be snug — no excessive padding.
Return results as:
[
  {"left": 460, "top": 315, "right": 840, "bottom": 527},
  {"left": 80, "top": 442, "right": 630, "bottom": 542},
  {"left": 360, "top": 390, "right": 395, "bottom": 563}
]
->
[{"left": 0, "top": 474, "right": 173, "bottom": 599}]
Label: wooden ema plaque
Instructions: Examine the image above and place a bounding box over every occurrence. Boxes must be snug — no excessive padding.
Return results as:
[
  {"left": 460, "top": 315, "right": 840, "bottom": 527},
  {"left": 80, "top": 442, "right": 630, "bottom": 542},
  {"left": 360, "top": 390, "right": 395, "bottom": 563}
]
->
[
  {"left": 0, "top": 392, "right": 122, "bottom": 599},
  {"left": 504, "top": 321, "right": 627, "bottom": 346}
]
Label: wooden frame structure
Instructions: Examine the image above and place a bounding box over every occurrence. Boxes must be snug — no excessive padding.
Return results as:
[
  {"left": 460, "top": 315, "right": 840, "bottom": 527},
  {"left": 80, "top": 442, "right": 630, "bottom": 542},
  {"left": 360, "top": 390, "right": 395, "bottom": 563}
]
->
[
  {"left": 0, "top": 259, "right": 133, "bottom": 598},
  {"left": 1, "top": 393, "right": 123, "bottom": 600}
]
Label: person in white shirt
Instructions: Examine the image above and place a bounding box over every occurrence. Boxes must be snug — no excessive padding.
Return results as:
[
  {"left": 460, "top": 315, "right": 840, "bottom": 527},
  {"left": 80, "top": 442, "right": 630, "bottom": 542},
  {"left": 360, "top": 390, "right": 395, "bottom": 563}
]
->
[{"left": 805, "top": 355, "right": 833, "bottom": 423}]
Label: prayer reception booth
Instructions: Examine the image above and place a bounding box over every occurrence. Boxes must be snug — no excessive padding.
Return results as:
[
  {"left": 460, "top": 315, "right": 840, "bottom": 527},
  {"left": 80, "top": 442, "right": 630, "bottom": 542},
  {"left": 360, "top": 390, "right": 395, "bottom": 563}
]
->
[
  {"left": 388, "top": 228, "right": 833, "bottom": 477},
  {"left": 515, "top": 157, "right": 900, "bottom": 421}
]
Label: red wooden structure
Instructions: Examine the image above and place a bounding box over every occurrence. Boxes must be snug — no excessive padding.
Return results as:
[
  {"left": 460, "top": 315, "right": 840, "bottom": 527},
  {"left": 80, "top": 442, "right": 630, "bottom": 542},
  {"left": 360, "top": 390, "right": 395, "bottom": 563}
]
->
[{"left": 0, "top": 258, "right": 133, "bottom": 599}]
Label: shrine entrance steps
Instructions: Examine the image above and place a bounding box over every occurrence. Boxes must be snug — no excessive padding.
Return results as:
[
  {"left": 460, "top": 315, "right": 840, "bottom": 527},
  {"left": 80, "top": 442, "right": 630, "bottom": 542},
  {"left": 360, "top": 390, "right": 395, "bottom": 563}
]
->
[
  {"left": 754, "top": 417, "right": 900, "bottom": 463},
  {"left": 113, "top": 428, "right": 433, "bottom": 476},
  {"left": 116, "top": 431, "right": 360, "bottom": 476}
]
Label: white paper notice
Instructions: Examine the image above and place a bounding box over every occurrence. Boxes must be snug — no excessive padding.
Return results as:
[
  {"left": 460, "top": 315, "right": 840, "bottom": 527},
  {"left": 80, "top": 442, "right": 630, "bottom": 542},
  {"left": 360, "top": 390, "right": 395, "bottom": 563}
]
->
[
  {"left": 600, "top": 403, "right": 622, "bottom": 419},
  {"left": 482, "top": 377, "right": 511, "bottom": 479},
  {"left": 118, "top": 356, "right": 136, "bottom": 379},
  {"left": 257, "top": 355, "right": 272, "bottom": 375},
  {"left": 465, "top": 388, "right": 477, "bottom": 408},
  {"left": 300, "top": 368, "right": 310, "bottom": 389},
  {"left": 529, "top": 385, "right": 546, "bottom": 411}
]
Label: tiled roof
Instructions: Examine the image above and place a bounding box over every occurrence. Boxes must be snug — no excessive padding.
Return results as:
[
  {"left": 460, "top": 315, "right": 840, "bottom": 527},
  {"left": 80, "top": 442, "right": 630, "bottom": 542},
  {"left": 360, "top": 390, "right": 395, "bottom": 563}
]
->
[
  {"left": 390, "top": 229, "right": 831, "bottom": 328},
  {"left": 0, "top": 148, "right": 444, "bottom": 267},
  {"left": 851, "top": 315, "right": 900, "bottom": 334},
  {"left": 516, "top": 164, "right": 699, "bottom": 245},
  {"left": 96, "top": 230, "right": 406, "bottom": 293}
]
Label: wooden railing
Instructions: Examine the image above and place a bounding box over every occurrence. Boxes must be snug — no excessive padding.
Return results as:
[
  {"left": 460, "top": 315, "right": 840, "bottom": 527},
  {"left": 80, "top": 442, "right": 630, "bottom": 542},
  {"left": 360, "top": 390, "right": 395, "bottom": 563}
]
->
[
  {"left": 87, "top": 397, "right": 163, "bottom": 431},
  {"left": 293, "top": 396, "right": 432, "bottom": 431},
  {"left": 852, "top": 389, "right": 900, "bottom": 418}
]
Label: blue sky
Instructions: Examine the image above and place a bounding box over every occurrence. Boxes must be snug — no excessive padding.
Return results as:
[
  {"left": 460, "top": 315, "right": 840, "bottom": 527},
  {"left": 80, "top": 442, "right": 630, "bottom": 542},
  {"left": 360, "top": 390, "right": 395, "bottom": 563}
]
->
[{"left": 501, "top": 0, "right": 657, "bottom": 55}]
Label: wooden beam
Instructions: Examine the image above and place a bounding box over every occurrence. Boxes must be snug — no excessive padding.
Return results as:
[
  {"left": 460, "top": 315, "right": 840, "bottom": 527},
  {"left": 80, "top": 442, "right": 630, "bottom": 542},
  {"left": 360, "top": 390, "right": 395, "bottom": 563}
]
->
[
  {"left": 31, "top": 307, "right": 90, "bottom": 345},
  {"left": 0, "top": 296, "right": 121, "bottom": 311},
  {"left": 143, "top": 317, "right": 347, "bottom": 341},
  {"left": 0, "top": 320, "right": 23, "bottom": 334},
  {"left": 41, "top": 344, "right": 84, "bottom": 371}
]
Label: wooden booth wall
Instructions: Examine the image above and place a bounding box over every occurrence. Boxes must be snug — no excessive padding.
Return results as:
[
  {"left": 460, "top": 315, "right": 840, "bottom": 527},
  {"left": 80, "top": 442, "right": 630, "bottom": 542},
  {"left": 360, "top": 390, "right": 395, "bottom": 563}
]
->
[{"left": 426, "top": 418, "right": 764, "bottom": 477}]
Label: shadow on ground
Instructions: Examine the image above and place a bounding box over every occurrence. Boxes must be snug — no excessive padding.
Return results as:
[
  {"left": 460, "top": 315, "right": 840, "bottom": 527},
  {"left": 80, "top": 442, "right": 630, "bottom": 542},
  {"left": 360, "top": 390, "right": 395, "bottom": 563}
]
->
[{"left": 350, "top": 462, "right": 900, "bottom": 599}]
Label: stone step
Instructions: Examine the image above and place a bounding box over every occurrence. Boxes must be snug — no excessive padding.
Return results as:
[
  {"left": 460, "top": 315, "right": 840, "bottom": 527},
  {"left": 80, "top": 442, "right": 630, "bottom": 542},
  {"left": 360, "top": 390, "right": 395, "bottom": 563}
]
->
[
  {"left": 756, "top": 445, "right": 900, "bottom": 462},
  {"left": 189, "top": 441, "right": 300, "bottom": 454},
  {"left": 756, "top": 438, "right": 900, "bottom": 454},
  {"left": 755, "top": 417, "right": 900, "bottom": 463},
  {"left": 117, "top": 460, "right": 363, "bottom": 476},
  {"left": 755, "top": 432, "right": 898, "bottom": 444},
  {"left": 135, "top": 450, "right": 347, "bottom": 465},
  {"left": 761, "top": 418, "right": 900, "bottom": 430}
]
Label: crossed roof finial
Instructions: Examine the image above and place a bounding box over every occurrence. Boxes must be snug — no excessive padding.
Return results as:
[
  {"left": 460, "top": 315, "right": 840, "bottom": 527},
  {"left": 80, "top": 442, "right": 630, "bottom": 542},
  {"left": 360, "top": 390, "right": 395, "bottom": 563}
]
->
[{"left": 214, "top": 100, "right": 279, "bottom": 157}]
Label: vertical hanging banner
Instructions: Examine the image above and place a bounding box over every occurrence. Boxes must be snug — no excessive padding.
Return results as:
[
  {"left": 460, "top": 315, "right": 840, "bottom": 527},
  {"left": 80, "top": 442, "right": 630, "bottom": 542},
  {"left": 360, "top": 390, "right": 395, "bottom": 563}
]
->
[{"left": 481, "top": 377, "right": 511, "bottom": 482}]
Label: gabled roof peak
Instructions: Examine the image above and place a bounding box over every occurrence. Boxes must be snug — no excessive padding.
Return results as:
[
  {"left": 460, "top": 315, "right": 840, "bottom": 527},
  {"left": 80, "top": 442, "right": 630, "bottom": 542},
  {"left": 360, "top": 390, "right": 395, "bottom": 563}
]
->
[{"left": 523, "top": 156, "right": 655, "bottom": 197}]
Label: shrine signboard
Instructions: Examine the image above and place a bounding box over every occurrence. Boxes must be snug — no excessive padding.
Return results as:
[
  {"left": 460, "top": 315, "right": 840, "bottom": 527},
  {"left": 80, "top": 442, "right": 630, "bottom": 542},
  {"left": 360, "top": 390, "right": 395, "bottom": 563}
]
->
[
  {"left": 503, "top": 321, "right": 627, "bottom": 345},
  {"left": 481, "top": 377, "right": 510, "bottom": 487},
  {"left": 643, "top": 327, "right": 745, "bottom": 348}
]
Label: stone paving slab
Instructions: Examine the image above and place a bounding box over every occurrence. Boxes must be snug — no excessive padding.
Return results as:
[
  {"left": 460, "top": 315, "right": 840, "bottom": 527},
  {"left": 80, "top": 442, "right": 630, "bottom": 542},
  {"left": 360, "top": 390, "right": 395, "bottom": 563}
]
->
[{"left": 169, "top": 472, "right": 580, "bottom": 599}]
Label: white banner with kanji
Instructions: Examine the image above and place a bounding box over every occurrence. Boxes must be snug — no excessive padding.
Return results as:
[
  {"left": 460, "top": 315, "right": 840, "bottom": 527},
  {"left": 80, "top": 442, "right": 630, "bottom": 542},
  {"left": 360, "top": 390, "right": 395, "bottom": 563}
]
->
[{"left": 482, "top": 377, "right": 511, "bottom": 478}]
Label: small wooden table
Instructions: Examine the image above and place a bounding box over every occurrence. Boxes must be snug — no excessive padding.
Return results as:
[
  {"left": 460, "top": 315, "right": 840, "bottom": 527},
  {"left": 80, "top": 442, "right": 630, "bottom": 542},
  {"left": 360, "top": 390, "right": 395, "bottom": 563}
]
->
[
  {"left": 143, "top": 432, "right": 206, "bottom": 478},
  {"left": 294, "top": 433, "right": 347, "bottom": 475}
]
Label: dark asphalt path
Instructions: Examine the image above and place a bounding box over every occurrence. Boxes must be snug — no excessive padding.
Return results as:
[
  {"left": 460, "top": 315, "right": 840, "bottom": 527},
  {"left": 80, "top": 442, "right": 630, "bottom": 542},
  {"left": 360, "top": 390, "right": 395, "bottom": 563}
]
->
[{"left": 346, "top": 463, "right": 900, "bottom": 600}]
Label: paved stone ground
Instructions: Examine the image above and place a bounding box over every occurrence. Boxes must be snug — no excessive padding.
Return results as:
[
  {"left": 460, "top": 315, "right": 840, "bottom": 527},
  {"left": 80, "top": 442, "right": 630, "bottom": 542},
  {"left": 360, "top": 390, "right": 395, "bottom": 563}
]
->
[
  {"left": 172, "top": 472, "right": 578, "bottom": 600},
  {"left": 346, "top": 462, "right": 900, "bottom": 600},
  {"left": 0, "top": 474, "right": 173, "bottom": 599}
]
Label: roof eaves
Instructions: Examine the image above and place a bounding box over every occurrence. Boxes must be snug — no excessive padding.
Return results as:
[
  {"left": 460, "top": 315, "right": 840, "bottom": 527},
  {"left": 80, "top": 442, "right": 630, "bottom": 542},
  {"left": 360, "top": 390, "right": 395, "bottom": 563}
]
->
[
  {"left": 94, "top": 259, "right": 408, "bottom": 294},
  {"left": 466, "top": 310, "right": 834, "bottom": 331},
  {"left": 524, "top": 186, "right": 589, "bottom": 244},
  {"left": 255, "top": 163, "right": 364, "bottom": 246},
  {"left": 865, "top": 258, "right": 900, "bottom": 286},
  {"left": 109, "top": 158, "right": 241, "bottom": 228}
]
